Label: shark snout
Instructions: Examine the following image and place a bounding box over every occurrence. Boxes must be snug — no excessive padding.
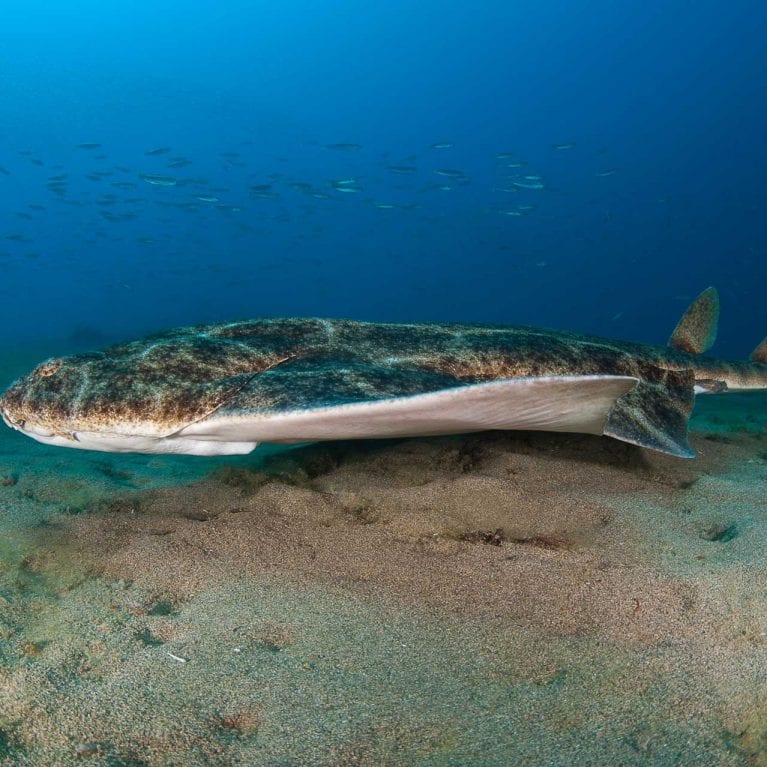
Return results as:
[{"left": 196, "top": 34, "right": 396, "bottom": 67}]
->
[
  {"left": 1, "top": 403, "right": 55, "bottom": 438},
  {"left": 1, "top": 404, "right": 24, "bottom": 431}
]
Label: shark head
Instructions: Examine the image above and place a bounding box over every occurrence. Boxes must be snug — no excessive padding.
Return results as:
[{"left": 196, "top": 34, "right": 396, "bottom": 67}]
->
[{"left": 0, "top": 332, "right": 290, "bottom": 455}]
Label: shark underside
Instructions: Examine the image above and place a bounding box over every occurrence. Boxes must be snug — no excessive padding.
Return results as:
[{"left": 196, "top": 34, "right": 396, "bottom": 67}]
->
[{"left": 2, "top": 288, "right": 766, "bottom": 457}]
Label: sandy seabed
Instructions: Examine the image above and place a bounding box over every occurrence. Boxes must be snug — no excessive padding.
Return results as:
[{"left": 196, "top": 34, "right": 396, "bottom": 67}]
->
[{"left": 0, "top": 388, "right": 767, "bottom": 766}]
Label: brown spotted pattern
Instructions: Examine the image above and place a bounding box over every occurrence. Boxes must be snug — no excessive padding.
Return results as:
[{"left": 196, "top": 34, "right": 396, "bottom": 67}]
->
[
  {"left": 1, "top": 329, "right": 300, "bottom": 436},
  {"left": 2, "top": 318, "right": 767, "bottom": 446}
]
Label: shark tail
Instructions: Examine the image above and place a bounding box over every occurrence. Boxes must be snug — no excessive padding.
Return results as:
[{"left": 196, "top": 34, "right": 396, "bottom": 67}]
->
[
  {"left": 666, "top": 288, "right": 767, "bottom": 392},
  {"left": 604, "top": 287, "right": 766, "bottom": 457}
]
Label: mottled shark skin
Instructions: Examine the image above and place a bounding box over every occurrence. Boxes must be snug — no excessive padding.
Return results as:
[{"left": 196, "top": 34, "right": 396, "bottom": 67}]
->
[{"left": 2, "top": 290, "right": 766, "bottom": 457}]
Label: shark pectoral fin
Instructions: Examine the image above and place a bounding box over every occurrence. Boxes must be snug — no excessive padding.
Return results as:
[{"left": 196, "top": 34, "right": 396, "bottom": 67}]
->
[
  {"left": 603, "top": 367, "right": 696, "bottom": 458},
  {"left": 179, "top": 375, "right": 640, "bottom": 443},
  {"left": 668, "top": 287, "right": 719, "bottom": 354}
]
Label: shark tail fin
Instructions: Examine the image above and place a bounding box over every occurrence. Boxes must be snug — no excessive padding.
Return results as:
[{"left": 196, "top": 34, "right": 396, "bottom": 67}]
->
[
  {"left": 668, "top": 287, "right": 719, "bottom": 354},
  {"left": 750, "top": 337, "right": 767, "bottom": 365}
]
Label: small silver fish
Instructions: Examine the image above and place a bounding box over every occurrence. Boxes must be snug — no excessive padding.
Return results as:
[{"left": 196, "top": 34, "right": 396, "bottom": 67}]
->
[{"left": 139, "top": 174, "right": 178, "bottom": 187}]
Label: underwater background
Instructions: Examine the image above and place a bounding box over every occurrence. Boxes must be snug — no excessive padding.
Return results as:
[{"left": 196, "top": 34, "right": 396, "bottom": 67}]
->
[
  {"left": 3, "top": 2, "right": 767, "bottom": 766},
  {"left": 2, "top": 0, "right": 766, "bottom": 354}
]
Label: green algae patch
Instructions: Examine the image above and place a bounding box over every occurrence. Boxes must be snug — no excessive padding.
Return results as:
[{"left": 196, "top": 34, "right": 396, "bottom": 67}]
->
[
  {"left": 701, "top": 521, "right": 740, "bottom": 543},
  {"left": 0, "top": 533, "right": 28, "bottom": 576},
  {"left": 723, "top": 706, "right": 767, "bottom": 767},
  {"left": 0, "top": 724, "right": 26, "bottom": 764},
  {"left": 0, "top": 530, "right": 77, "bottom": 606}
]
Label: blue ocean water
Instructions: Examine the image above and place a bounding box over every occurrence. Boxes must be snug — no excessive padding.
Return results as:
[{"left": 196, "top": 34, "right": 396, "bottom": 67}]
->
[
  {"left": 3, "top": 5, "right": 767, "bottom": 765},
  {"left": 2, "top": 0, "right": 765, "bottom": 357}
]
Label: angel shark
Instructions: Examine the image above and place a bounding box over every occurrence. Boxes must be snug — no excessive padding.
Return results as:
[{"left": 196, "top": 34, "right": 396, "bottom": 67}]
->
[{"left": 2, "top": 288, "right": 766, "bottom": 458}]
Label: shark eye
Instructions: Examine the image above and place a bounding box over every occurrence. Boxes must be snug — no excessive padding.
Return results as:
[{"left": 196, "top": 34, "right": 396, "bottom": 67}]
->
[{"left": 36, "top": 359, "right": 63, "bottom": 378}]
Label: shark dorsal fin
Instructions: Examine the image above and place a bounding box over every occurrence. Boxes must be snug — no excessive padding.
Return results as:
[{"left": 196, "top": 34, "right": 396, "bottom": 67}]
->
[
  {"left": 668, "top": 287, "right": 719, "bottom": 354},
  {"left": 751, "top": 337, "right": 767, "bottom": 364}
]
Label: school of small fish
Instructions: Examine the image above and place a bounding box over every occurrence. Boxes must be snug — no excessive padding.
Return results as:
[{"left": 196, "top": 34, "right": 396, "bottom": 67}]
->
[{"left": 1, "top": 138, "right": 618, "bottom": 272}]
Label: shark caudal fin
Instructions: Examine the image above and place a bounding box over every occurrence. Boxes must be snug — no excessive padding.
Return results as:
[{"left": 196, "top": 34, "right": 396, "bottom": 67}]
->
[{"left": 668, "top": 287, "right": 719, "bottom": 354}]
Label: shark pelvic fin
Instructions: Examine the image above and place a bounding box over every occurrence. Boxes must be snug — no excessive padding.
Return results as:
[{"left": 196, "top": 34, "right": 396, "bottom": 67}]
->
[
  {"left": 603, "top": 367, "right": 696, "bottom": 458},
  {"left": 668, "top": 287, "right": 719, "bottom": 354},
  {"left": 750, "top": 337, "right": 767, "bottom": 365}
]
